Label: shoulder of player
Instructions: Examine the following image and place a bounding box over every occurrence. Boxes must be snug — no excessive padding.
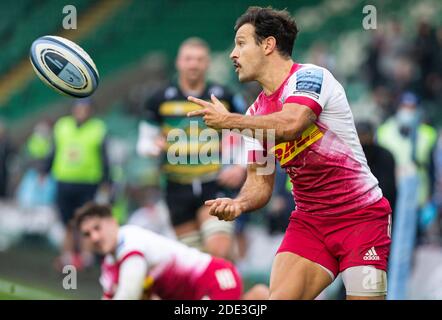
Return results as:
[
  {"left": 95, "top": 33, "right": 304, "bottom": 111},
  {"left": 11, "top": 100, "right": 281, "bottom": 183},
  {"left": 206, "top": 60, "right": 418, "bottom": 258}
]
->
[
  {"left": 206, "top": 82, "right": 233, "bottom": 99},
  {"left": 291, "top": 63, "right": 336, "bottom": 82},
  {"left": 55, "top": 115, "right": 74, "bottom": 126},
  {"left": 245, "top": 89, "right": 270, "bottom": 115},
  {"left": 146, "top": 83, "right": 180, "bottom": 105},
  {"left": 118, "top": 224, "right": 150, "bottom": 241},
  {"left": 161, "top": 83, "right": 182, "bottom": 99},
  {"left": 115, "top": 225, "right": 148, "bottom": 260},
  {"left": 283, "top": 63, "right": 338, "bottom": 102}
]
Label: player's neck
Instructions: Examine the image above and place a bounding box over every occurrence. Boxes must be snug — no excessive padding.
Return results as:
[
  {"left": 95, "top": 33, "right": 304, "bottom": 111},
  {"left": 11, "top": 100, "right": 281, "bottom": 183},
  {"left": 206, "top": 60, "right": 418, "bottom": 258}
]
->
[
  {"left": 259, "top": 59, "right": 294, "bottom": 96},
  {"left": 179, "top": 77, "right": 206, "bottom": 97}
]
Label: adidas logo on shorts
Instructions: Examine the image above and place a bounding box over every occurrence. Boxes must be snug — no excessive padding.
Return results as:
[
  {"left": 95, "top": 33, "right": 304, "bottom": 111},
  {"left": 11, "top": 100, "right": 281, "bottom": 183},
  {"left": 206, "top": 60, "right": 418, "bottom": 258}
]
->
[{"left": 363, "top": 247, "right": 380, "bottom": 261}]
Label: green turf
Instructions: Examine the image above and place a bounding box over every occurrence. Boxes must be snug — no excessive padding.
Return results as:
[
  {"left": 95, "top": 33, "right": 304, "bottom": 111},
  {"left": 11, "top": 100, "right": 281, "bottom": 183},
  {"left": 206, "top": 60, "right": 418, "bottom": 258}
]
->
[{"left": 0, "top": 278, "right": 70, "bottom": 300}]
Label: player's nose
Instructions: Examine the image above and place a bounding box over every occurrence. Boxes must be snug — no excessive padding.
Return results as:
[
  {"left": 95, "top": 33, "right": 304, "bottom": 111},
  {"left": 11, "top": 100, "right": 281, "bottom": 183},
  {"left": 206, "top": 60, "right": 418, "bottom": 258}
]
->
[
  {"left": 229, "top": 48, "right": 238, "bottom": 60},
  {"left": 89, "top": 231, "right": 100, "bottom": 242}
]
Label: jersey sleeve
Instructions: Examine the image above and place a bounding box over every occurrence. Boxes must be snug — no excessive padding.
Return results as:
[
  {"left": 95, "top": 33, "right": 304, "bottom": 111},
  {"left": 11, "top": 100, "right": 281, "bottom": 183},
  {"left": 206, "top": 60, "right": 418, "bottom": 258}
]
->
[
  {"left": 112, "top": 256, "right": 148, "bottom": 300},
  {"left": 283, "top": 66, "right": 335, "bottom": 117}
]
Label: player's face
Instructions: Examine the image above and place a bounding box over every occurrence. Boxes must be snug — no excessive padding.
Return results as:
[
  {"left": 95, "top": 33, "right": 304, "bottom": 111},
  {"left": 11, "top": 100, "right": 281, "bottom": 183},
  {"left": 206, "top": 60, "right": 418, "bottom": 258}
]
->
[
  {"left": 230, "top": 24, "right": 265, "bottom": 82},
  {"left": 80, "top": 217, "right": 118, "bottom": 255},
  {"left": 73, "top": 104, "right": 91, "bottom": 123},
  {"left": 176, "top": 45, "right": 209, "bottom": 84}
]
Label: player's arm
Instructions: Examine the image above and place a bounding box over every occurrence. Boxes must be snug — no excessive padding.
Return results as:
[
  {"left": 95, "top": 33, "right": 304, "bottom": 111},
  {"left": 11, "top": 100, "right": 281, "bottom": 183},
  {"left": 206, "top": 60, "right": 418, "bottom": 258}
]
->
[
  {"left": 225, "top": 103, "right": 316, "bottom": 143},
  {"left": 206, "top": 162, "right": 275, "bottom": 221},
  {"left": 112, "top": 255, "right": 148, "bottom": 300},
  {"left": 188, "top": 94, "right": 317, "bottom": 144},
  {"left": 235, "top": 162, "right": 275, "bottom": 212}
]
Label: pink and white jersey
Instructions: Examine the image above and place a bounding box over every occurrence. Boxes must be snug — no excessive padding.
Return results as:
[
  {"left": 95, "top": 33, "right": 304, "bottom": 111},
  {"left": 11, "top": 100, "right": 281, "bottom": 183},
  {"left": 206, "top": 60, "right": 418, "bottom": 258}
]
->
[
  {"left": 245, "top": 63, "right": 382, "bottom": 215},
  {"left": 100, "top": 225, "right": 212, "bottom": 299}
]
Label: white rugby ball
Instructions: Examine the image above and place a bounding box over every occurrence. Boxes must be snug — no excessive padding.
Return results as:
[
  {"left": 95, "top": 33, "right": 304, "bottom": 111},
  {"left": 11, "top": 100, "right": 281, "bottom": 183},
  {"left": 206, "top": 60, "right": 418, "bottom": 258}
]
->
[{"left": 30, "top": 35, "right": 99, "bottom": 97}]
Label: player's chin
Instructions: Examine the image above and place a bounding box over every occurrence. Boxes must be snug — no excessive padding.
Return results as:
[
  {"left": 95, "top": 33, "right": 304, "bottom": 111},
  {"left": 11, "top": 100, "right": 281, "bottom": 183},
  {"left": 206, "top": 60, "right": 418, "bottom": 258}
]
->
[
  {"left": 94, "top": 244, "right": 107, "bottom": 255},
  {"left": 237, "top": 72, "right": 253, "bottom": 83}
]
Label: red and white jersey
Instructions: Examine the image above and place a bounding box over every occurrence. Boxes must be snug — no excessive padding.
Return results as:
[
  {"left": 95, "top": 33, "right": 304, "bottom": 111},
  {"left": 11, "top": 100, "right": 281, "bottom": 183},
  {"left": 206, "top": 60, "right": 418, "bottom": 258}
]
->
[
  {"left": 245, "top": 63, "right": 382, "bottom": 215},
  {"left": 100, "top": 225, "right": 212, "bottom": 299}
]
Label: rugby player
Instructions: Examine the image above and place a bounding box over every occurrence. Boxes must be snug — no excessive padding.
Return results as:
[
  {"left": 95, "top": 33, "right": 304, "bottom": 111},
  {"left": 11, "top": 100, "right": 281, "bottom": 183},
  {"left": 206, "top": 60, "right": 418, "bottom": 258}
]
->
[
  {"left": 188, "top": 7, "right": 392, "bottom": 300},
  {"left": 137, "top": 37, "right": 246, "bottom": 259},
  {"left": 74, "top": 202, "right": 268, "bottom": 300}
]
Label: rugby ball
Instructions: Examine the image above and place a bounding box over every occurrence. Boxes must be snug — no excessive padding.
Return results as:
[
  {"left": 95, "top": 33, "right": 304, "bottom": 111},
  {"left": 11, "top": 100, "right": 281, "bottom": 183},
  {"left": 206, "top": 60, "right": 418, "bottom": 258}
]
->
[{"left": 30, "top": 35, "right": 99, "bottom": 97}]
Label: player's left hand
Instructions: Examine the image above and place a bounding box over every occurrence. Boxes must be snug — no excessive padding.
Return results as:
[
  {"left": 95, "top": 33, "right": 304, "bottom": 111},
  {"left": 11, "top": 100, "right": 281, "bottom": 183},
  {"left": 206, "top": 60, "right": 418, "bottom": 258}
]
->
[
  {"left": 187, "top": 94, "right": 230, "bottom": 130},
  {"left": 205, "top": 197, "right": 242, "bottom": 221}
]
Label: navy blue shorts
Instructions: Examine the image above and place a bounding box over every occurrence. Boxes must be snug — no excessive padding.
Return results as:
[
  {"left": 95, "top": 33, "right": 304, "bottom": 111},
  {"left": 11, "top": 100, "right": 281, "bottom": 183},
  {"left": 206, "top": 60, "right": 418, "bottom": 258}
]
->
[
  {"left": 165, "top": 180, "right": 225, "bottom": 226},
  {"left": 56, "top": 182, "right": 98, "bottom": 226}
]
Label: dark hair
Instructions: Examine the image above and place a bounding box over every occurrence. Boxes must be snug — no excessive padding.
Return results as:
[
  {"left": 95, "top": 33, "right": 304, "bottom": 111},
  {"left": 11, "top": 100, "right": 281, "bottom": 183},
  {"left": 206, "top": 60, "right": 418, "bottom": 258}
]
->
[
  {"left": 73, "top": 97, "right": 93, "bottom": 107},
  {"left": 234, "top": 6, "right": 298, "bottom": 57},
  {"left": 73, "top": 201, "right": 113, "bottom": 229}
]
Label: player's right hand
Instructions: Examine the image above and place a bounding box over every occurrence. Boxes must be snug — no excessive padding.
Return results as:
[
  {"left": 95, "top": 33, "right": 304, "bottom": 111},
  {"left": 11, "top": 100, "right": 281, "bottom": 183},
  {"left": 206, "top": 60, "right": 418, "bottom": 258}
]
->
[{"left": 205, "top": 198, "right": 242, "bottom": 221}]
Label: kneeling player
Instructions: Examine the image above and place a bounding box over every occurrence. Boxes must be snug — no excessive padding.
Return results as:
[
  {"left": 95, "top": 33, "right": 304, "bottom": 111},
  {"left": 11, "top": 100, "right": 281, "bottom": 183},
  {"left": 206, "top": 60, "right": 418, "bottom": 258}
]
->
[{"left": 74, "top": 202, "right": 267, "bottom": 300}]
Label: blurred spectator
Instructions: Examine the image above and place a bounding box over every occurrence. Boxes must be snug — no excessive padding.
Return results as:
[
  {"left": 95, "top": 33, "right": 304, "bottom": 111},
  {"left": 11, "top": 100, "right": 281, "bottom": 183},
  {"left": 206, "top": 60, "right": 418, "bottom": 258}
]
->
[
  {"left": 430, "top": 130, "right": 442, "bottom": 244},
  {"left": 364, "top": 29, "right": 385, "bottom": 89},
  {"left": 0, "top": 120, "right": 13, "bottom": 199},
  {"left": 352, "top": 85, "right": 394, "bottom": 126},
  {"left": 425, "top": 27, "right": 442, "bottom": 103},
  {"left": 372, "top": 85, "right": 395, "bottom": 121},
  {"left": 364, "top": 20, "right": 409, "bottom": 90},
  {"left": 377, "top": 92, "right": 436, "bottom": 207},
  {"left": 356, "top": 121, "right": 397, "bottom": 216},
  {"left": 306, "top": 42, "right": 336, "bottom": 74},
  {"left": 380, "top": 20, "right": 410, "bottom": 80},
  {"left": 388, "top": 56, "right": 420, "bottom": 104},
  {"left": 377, "top": 92, "right": 437, "bottom": 299},
  {"left": 16, "top": 120, "right": 56, "bottom": 209},
  {"left": 44, "top": 98, "right": 112, "bottom": 271},
  {"left": 25, "top": 120, "right": 53, "bottom": 171},
  {"left": 413, "top": 21, "right": 439, "bottom": 100}
]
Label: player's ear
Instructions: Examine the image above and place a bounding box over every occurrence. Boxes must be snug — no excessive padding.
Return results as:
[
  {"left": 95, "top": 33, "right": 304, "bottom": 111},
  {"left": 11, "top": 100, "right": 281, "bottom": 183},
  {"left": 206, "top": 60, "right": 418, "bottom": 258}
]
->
[{"left": 263, "top": 36, "right": 277, "bottom": 56}]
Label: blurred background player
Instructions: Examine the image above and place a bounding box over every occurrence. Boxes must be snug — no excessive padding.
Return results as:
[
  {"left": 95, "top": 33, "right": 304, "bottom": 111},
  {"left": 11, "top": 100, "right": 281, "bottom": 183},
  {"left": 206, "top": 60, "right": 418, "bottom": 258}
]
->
[
  {"left": 137, "top": 37, "right": 246, "bottom": 259},
  {"left": 44, "top": 98, "right": 112, "bottom": 270},
  {"left": 74, "top": 202, "right": 268, "bottom": 300}
]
